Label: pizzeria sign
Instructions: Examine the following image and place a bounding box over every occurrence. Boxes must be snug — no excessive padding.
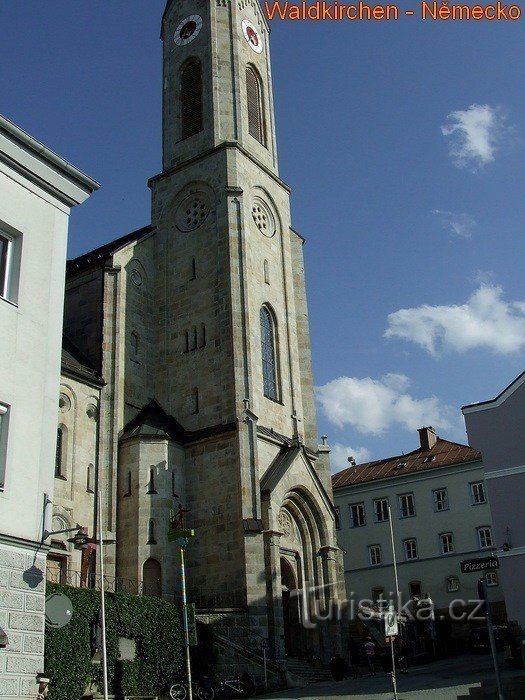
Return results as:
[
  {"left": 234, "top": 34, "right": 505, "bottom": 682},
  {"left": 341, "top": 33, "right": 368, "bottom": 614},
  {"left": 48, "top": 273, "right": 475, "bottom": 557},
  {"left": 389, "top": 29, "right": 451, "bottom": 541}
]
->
[{"left": 460, "top": 556, "right": 499, "bottom": 574}]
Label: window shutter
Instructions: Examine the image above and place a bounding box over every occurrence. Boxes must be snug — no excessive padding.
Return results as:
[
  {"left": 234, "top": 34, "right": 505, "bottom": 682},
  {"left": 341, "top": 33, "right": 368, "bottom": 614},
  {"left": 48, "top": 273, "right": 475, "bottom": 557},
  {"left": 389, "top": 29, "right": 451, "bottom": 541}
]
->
[
  {"left": 181, "top": 61, "right": 203, "bottom": 139},
  {"left": 246, "top": 67, "right": 265, "bottom": 144}
]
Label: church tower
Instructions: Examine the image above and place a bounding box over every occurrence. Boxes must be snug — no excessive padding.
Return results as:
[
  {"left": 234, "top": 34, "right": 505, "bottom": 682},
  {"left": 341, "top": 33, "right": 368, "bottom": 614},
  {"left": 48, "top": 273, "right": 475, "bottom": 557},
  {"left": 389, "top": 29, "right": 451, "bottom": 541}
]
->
[
  {"left": 144, "top": 0, "right": 345, "bottom": 658},
  {"left": 60, "top": 0, "right": 345, "bottom": 665}
]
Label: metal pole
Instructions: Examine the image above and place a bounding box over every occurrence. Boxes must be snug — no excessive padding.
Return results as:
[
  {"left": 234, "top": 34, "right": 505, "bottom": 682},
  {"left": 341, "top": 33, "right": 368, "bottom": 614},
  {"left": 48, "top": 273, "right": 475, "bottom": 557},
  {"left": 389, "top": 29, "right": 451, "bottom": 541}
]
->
[
  {"left": 481, "top": 576, "right": 504, "bottom": 700},
  {"left": 387, "top": 505, "right": 400, "bottom": 603},
  {"left": 98, "top": 490, "right": 109, "bottom": 700},
  {"left": 387, "top": 505, "right": 399, "bottom": 700},
  {"left": 180, "top": 542, "right": 193, "bottom": 700},
  {"left": 263, "top": 646, "right": 268, "bottom": 689},
  {"left": 390, "top": 637, "right": 398, "bottom": 700}
]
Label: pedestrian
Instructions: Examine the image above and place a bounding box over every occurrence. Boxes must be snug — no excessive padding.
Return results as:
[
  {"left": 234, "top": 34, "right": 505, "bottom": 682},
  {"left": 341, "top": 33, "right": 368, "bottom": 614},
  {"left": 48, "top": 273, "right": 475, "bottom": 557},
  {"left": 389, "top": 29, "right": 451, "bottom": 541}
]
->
[
  {"left": 328, "top": 653, "right": 347, "bottom": 681},
  {"left": 348, "top": 638, "right": 363, "bottom": 679},
  {"left": 364, "top": 637, "right": 377, "bottom": 676},
  {"left": 397, "top": 637, "right": 409, "bottom": 674}
]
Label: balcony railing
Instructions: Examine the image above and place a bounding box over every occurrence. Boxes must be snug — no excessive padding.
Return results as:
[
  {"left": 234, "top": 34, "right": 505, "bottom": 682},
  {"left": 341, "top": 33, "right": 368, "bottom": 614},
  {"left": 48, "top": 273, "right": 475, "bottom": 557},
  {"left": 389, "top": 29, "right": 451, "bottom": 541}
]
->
[{"left": 46, "top": 569, "right": 147, "bottom": 596}]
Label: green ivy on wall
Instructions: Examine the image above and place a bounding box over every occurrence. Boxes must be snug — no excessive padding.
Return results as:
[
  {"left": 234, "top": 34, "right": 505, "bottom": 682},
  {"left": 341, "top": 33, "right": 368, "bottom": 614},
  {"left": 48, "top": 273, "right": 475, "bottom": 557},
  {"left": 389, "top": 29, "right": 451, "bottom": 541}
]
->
[{"left": 45, "top": 583, "right": 184, "bottom": 700}]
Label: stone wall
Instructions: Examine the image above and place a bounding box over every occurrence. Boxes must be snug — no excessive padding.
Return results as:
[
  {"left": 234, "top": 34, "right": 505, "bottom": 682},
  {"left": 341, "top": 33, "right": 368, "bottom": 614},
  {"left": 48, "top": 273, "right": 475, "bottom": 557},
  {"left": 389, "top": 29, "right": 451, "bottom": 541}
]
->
[{"left": 0, "top": 543, "right": 46, "bottom": 699}]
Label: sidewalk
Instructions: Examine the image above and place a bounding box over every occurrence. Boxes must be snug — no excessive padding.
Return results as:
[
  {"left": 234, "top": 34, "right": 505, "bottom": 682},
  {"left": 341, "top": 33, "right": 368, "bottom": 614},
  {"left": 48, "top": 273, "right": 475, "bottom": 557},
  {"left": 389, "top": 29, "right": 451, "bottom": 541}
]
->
[{"left": 259, "top": 653, "right": 523, "bottom": 699}]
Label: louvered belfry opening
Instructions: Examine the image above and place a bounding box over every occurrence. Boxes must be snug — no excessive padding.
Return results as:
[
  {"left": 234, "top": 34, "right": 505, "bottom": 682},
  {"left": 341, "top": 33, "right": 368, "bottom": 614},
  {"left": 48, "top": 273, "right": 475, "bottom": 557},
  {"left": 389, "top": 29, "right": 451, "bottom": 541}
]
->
[
  {"left": 181, "top": 60, "right": 203, "bottom": 139},
  {"left": 246, "top": 66, "right": 265, "bottom": 145}
]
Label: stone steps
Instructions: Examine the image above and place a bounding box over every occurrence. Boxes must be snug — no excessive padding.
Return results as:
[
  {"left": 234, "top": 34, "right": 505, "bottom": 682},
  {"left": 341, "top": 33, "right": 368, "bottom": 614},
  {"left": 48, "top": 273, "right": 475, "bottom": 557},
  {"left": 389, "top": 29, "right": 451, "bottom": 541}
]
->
[{"left": 285, "top": 658, "right": 333, "bottom": 684}]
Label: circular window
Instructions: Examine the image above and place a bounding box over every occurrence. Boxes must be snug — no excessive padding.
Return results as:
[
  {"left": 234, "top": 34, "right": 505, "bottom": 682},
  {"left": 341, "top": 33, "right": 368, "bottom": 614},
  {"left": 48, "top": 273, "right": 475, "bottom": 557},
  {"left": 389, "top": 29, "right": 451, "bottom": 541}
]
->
[
  {"left": 58, "top": 394, "right": 71, "bottom": 413},
  {"left": 86, "top": 404, "right": 98, "bottom": 422},
  {"left": 176, "top": 194, "right": 210, "bottom": 232},
  {"left": 130, "top": 269, "right": 143, "bottom": 287},
  {"left": 251, "top": 199, "right": 275, "bottom": 237}
]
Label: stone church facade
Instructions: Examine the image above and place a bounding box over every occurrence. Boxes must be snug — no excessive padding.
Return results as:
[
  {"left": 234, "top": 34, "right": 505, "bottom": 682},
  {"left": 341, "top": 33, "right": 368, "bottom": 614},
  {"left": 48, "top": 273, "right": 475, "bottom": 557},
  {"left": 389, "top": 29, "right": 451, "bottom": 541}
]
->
[{"left": 49, "top": 0, "right": 345, "bottom": 663}]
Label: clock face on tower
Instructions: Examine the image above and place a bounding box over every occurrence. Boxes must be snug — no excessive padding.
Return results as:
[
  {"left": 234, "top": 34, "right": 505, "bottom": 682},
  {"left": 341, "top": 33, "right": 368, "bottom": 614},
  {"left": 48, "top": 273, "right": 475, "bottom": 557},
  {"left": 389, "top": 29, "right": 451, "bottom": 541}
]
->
[
  {"left": 174, "top": 15, "right": 203, "bottom": 46},
  {"left": 242, "top": 19, "right": 263, "bottom": 54}
]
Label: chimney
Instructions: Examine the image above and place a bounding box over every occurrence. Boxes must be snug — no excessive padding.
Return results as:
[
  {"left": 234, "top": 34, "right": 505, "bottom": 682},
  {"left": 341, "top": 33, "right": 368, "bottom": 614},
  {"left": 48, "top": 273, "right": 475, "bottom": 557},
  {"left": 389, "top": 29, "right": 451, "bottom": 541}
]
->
[{"left": 418, "top": 426, "right": 437, "bottom": 451}]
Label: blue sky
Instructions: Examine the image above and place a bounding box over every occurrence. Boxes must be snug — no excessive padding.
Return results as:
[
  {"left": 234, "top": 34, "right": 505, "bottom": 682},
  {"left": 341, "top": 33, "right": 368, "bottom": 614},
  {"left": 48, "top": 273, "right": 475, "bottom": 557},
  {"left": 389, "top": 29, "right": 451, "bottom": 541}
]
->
[{"left": 2, "top": 2, "right": 525, "bottom": 470}]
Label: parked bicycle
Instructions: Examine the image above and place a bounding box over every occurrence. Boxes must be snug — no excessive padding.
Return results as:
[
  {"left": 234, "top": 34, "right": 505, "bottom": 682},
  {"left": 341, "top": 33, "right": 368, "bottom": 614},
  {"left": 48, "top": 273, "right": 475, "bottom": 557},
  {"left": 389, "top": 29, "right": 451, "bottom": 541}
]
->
[
  {"left": 169, "top": 679, "right": 213, "bottom": 700},
  {"left": 170, "top": 673, "right": 256, "bottom": 700},
  {"left": 215, "top": 673, "right": 256, "bottom": 698}
]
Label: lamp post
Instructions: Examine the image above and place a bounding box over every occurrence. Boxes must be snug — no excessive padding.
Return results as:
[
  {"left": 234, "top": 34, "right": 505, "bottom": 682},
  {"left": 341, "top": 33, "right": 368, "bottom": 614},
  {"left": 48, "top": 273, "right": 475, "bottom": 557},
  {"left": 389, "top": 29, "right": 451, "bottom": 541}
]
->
[
  {"left": 168, "top": 510, "right": 195, "bottom": 700},
  {"left": 387, "top": 505, "right": 399, "bottom": 700},
  {"left": 65, "top": 493, "right": 115, "bottom": 700}
]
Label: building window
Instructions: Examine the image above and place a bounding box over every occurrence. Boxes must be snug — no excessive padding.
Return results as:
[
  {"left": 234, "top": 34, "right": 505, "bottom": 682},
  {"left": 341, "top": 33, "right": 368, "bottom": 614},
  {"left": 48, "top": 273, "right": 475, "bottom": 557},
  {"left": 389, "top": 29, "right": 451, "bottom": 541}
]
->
[
  {"left": 349, "top": 502, "right": 365, "bottom": 528},
  {"left": 190, "top": 257, "right": 196, "bottom": 280},
  {"left": 260, "top": 306, "right": 279, "bottom": 401},
  {"left": 334, "top": 505, "right": 341, "bottom": 530},
  {"left": 369, "top": 544, "right": 382, "bottom": 566},
  {"left": 398, "top": 493, "right": 415, "bottom": 518},
  {"left": 433, "top": 488, "right": 449, "bottom": 512},
  {"left": 87, "top": 464, "right": 95, "bottom": 493},
  {"left": 264, "top": 259, "right": 270, "bottom": 285},
  {"left": 372, "top": 586, "right": 384, "bottom": 603},
  {"left": 193, "top": 326, "right": 198, "bottom": 350},
  {"left": 124, "top": 471, "right": 132, "bottom": 497},
  {"left": 403, "top": 538, "right": 418, "bottom": 560},
  {"left": 172, "top": 471, "right": 178, "bottom": 498},
  {"left": 478, "top": 526, "right": 493, "bottom": 549},
  {"left": 192, "top": 388, "right": 199, "bottom": 414},
  {"left": 0, "top": 403, "right": 9, "bottom": 489},
  {"left": 440, "top": 532, "right": 454, "bottom": 554},
  {"left": 470, "top": 481, "right": 486, "bottom": 505},
  {"left": 147, "top": 467, "right": 157, "bottom": 495},
  {"left": 409, "top": 581, "right": 422, "bottom": 598},
  {"left": 147, "top": 520, "right": 157, "bottom": 545},
  {"left": 486, "top": 571, "right": 498, "bottom": 587},
  {"left": 55, "top": 427, "right": 67, "bottom": 479},
  {"left": 246, "top": 66, "right": 266, "bottom": 145},
  {"left": 374, "top": 498, "right": 389, "bottom": 522},
  {"left": 199, "top": 324, "right": 206, "bottom": 348},
  {"left": 180, "top": 60, "right": 203, "bottom": 139},
  {"left": 0, "top": 229, "right": 21, "bottom": 303},
  {"left": 447, "top": 576, "right": 460, "bottom": 593},
  {"left": 130, "top": 331, "right": 140, "bottom": 361}
]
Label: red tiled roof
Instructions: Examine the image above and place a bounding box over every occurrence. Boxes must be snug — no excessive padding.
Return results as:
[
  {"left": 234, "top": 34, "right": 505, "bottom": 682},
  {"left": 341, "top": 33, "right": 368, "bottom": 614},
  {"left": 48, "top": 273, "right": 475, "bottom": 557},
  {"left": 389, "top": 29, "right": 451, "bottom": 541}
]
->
[{"left": 331, "top": 438, "right": 481, "bottom": 490}]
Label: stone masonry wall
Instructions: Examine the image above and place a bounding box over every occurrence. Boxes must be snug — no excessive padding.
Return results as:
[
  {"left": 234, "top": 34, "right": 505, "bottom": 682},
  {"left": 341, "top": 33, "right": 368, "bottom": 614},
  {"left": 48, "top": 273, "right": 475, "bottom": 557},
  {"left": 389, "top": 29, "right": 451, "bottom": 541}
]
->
[{"left": 0, "top": 543, "right": 46, "bottom": 699}]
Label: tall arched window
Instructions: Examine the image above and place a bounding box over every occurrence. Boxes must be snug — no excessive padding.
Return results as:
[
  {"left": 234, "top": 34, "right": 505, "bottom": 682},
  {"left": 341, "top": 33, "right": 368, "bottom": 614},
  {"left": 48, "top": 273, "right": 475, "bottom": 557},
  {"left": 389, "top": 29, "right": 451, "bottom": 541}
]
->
[
  {"left": 180, "top": 60, "right": 203, "bottom": 139},
  {"left": 260, "top": 306, "right": 278, "bottom": 401},
  {"left": 55, "top": 427, "right": 66, "bottom": 479},
  {"left": 246, "top": 66, "right": 265, "bottom": 145},
  {"left": 147, "top": 520, "right": 157, "bottom": 544},
  {"left": 147, "top": 467, "right": 157, "bottom": 494}
]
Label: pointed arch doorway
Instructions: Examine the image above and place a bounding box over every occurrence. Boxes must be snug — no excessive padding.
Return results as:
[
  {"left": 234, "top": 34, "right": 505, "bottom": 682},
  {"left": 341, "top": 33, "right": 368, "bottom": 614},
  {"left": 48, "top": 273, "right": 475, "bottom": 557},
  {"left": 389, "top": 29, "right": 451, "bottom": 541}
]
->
[{"left": 281, "top": 556, "right": 302, "bottom": 657}]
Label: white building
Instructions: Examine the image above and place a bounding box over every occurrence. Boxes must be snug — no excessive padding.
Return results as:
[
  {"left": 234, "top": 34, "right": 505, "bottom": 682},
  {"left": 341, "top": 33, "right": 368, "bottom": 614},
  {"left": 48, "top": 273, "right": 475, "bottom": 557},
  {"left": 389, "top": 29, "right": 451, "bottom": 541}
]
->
[
  {"left": 0, "top": 114, "right": 98, "bottom": 698},
  {"left": 463, "top": 371, "right": 525, "bottom": 631},
  {"left": 332, "top": 427, "right": 505, "bottom": 643}
]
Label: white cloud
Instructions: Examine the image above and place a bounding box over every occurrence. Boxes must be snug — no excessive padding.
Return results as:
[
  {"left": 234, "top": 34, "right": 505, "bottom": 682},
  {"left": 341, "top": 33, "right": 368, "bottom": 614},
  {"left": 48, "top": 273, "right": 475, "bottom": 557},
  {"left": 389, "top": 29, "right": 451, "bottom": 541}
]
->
[
  {"left": 329, "top": 442, "right": 371, "bottom": 473},
  {"left": 385, "top": 285, "right": 525, "bottom": 356},
  {"left": 432, "top": 209, "right": 476, "bottom": 238},
  {"left": 441, "top": 104, "right": 508, "bottom": 171},
  {"left": 315, "top": 373, "right": 454, "bottom": 436}
]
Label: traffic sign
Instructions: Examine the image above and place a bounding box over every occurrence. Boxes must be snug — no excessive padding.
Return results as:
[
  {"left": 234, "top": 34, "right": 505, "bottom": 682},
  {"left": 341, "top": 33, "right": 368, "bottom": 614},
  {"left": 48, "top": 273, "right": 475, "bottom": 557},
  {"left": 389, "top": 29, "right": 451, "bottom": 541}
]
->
[
  {"left": 461, "top": 556, "right": 499, "bottom": 574},
  {"left": 384, "top": 605, "right": 398, "bottom": 637},
  {"left": 168, "top": 527, "right": 195, "bottom": 542},
  {"left": 185, "top": 603, "right": 198, "bottom": 646}
]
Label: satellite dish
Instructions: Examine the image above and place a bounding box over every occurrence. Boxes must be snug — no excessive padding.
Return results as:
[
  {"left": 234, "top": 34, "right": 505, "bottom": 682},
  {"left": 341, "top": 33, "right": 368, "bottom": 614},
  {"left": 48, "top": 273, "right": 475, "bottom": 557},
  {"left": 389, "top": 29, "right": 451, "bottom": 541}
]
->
[{"left": 45, "top": 592, "right": 73, "bottom": 629}]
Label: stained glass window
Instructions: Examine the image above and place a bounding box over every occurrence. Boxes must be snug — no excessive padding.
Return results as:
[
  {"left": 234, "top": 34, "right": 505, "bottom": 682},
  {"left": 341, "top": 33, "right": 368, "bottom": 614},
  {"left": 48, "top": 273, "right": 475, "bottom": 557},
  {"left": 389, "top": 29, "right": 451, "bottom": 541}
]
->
[{"left": 260, "top": 306, "right": 278, "bottom": 401}]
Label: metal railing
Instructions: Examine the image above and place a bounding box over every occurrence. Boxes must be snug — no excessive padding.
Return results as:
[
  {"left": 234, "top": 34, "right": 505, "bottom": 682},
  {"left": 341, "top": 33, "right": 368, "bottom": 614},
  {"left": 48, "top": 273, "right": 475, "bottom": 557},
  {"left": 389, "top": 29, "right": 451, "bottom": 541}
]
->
[{"left": 46, "top": 569, "right": 147, "bottom": 596}]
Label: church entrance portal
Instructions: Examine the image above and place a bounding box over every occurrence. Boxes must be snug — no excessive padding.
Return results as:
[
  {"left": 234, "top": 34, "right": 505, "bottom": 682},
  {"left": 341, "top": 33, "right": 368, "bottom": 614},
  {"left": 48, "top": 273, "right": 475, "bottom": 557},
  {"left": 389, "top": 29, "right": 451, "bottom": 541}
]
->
[{"left": 281, "top": 556, "right": 302, "bottom": 657}]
